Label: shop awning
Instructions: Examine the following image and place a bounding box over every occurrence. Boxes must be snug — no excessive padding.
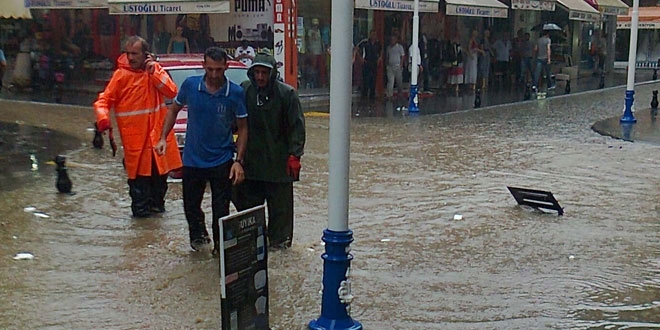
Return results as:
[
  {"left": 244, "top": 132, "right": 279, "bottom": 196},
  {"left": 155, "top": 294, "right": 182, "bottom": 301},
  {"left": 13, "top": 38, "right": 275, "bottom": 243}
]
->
[
  {"left": 0, "top": 0, "right": 32, "bottom": 19},
  {"left": 108, "top": 0, "right": 230, "bottom": 14},
  {"left": 26, "top": 0, "right": 107, "bottom": 8},
  {"left": 354, "top": 0, "right": 439, "bottom": 12},
  {"left": 617, "top": 7, "right": 660, "bottom": 29},
  {"left": 445, "top": 0, "right": 508, "bottom": 18},
  {"left": 511, "top": 0, "right": 556, "bottom": 11},
  {"left": 595, "top": 0, "right": 628, "bottom": 15},
  {"left": 556, "top": 0, "right": 600, "bottom": 21}
]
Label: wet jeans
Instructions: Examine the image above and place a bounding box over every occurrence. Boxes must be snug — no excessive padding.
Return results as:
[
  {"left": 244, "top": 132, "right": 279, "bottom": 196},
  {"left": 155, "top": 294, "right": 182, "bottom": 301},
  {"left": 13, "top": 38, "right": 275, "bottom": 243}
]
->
[
  {"left": 533, "top": 58, "right": 553, "bottom": 88},
  {"left": 182, "top": 161, "right": 232, "bottom": 248}
]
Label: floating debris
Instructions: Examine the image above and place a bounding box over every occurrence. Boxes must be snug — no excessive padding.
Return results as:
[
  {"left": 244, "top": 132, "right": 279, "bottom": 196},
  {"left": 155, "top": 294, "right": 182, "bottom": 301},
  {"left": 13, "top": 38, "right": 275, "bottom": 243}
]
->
[
  {"left": 568, "top": 255, "right": 575, "bottom": 260},
  {"left": 13, "top": 252, "right": 34, "bottom": 260},
  {"left": 453, "top": 214, "right": 463, "bottom": 221},
  {"left": 32, "top": 212, "right": 50, "bottom": 218},
  {"left": 24, "top": 206, "right": 36, "bottom": 212},
  {"left": 380, "top": 238, "right": 391, "bottom": 242}
]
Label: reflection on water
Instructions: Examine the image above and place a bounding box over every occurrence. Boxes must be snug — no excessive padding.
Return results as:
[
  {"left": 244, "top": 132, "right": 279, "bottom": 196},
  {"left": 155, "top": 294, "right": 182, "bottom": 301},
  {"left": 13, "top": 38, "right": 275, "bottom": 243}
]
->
[{"left": 2, "top": 85, "right": 660, "bottom": 329}]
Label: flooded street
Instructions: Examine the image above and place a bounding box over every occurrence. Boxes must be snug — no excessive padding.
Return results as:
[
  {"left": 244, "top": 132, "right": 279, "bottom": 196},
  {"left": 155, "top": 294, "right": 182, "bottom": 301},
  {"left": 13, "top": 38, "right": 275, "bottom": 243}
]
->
[{"left": 1, "top": 83, "right": 660, "bottom": 329}]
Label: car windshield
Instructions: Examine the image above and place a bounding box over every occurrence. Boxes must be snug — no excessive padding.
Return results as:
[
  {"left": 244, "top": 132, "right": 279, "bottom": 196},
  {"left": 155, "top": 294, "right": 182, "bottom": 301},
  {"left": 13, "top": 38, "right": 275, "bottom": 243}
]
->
[{"left": 167, "top": 67, "right": 249, "bottom": 88}]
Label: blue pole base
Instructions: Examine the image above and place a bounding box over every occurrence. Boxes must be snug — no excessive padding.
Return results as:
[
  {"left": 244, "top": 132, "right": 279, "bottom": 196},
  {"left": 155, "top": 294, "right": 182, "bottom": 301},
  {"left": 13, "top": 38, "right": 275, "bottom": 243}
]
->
[
  {"left": 309, "top": 229, "right": 362, "bottom": 330},
  {"left": 408, "top": 84, "right": 419, "bottom": 113},
  {"left": 620, "top": 89, "right": 637, "bottom": 123}
]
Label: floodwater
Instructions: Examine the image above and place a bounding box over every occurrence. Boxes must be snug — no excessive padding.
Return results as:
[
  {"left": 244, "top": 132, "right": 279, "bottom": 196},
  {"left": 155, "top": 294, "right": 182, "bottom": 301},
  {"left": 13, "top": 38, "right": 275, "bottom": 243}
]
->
[{"left": 1, "top": 82, "right": 660, "bottom": 329}]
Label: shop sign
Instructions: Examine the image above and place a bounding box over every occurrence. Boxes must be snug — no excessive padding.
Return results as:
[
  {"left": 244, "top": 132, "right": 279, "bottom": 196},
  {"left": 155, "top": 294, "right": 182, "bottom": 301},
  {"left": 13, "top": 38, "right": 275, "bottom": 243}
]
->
[
  {"left": 108, "top": 1, "right": 230, "bottom": 14},
  {"left": 25, "top": 0, "right": 107, "bottom": 8},
  {"left": 568, "top": 10, "right": 599, "bottom": 21},
  {"left": 601, "top": 6, "right": 627, "bottom": 15},
  {"left": 446, "top": 4, "right": 507, "bottom": 18},
  {"left": 617, "top": 21, "right": 660, "bottom": 29},
  {"left": 354, "top": 0, "right": 439, "bottom": 13},
  {"left": 511, "top": 0, "right": 555, "bottom": 11}
]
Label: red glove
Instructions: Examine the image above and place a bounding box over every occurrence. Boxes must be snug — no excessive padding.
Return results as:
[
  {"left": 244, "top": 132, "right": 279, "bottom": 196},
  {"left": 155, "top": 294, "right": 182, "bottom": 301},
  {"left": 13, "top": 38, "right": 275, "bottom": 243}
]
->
[
  {"left": 286, "top": 155, "right": 301, "bottom": 181},
  {"left": 97, "top": 119, "right": 111, "bottom": 132}
]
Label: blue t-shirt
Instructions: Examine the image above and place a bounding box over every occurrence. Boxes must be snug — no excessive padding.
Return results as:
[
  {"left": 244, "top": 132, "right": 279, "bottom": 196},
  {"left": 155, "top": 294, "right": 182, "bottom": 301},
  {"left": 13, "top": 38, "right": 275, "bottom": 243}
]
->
[{"left": 175, "top": 75, "right": 247, "bottom": 168}]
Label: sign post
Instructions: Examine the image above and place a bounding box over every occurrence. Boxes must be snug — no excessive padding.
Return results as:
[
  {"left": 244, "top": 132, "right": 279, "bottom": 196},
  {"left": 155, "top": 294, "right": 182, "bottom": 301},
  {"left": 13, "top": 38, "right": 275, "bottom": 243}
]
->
[
  {"left": 219, "top": 205, "right": 269, "bottom": 330},
  {"left": 408, "top": 0, "right": 420, "bottom": 113}
]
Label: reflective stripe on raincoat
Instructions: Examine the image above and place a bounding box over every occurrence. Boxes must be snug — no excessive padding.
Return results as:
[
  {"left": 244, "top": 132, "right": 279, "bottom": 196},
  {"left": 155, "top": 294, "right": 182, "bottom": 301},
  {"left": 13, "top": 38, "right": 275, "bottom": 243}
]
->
[{"left": 94, "top": 53, "right": 182, "bottom": 179}]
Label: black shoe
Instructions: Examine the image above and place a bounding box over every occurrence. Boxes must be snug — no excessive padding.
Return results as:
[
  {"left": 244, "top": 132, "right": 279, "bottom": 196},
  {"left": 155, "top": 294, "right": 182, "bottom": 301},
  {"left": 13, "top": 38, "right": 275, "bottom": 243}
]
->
[
  {"left": 190, "top": 236, "right": 211, "bottom": 251},
  {"left": 150, "top": 205, "right": 165, "bottom": 213}
]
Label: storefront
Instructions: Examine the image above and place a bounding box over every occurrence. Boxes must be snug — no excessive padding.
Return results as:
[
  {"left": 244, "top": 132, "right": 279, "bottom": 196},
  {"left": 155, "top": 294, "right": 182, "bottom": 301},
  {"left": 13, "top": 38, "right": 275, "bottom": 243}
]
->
[
  {"left": 591, "top": 0, "right": 628, "bottom": 72},
  {"left": 553, "top": 0, "right": 600, "bottom": 72},
  {"left": 616, "top": 7, "right": 660, "bottom": 68}
]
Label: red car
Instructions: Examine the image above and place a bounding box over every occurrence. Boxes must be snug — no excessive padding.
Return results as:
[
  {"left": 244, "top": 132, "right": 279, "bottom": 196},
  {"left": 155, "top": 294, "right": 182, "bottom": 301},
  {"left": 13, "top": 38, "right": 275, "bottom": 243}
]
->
[{"left": 158, "top": 54, "right": 249, "bottom": 178}]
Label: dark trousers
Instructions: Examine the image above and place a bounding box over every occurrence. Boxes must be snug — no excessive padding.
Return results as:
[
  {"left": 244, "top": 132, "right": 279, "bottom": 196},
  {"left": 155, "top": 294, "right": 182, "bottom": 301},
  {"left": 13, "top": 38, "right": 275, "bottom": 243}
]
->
[
  {"left": 127, "top": 162, "right": 168, "bottom": 218},
  {"left": 361, "top": 63, "right": 377, "bottom": 99},
  {"left": 182, "top": 161, "right": 232, "bottom": 248},
  {"left": 233, "top": 179, "right": 293, "bottom": 247}
]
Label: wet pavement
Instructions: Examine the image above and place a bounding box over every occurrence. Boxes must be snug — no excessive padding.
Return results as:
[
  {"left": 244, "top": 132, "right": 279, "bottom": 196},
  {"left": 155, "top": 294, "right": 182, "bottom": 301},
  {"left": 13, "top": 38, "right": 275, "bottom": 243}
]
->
[{"left": 1, "top": 80, "right": 660, "bottom": 329}]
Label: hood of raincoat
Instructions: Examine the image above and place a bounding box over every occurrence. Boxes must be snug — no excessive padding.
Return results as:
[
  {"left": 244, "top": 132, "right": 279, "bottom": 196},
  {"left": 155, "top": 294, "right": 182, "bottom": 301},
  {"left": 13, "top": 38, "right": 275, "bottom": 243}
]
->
[
  {"left": 116, "top": 53, "right": 144, "bottom": 72},
  {"left": 247, "top": 52, "right": 278, "bottom": 94}
]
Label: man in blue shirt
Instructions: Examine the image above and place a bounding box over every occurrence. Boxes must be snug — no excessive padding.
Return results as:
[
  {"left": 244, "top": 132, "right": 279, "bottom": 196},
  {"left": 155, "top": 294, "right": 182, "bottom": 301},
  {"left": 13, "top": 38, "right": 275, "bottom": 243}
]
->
[{"left": 156, "top": 47, "right": 248, "bottom": 255}]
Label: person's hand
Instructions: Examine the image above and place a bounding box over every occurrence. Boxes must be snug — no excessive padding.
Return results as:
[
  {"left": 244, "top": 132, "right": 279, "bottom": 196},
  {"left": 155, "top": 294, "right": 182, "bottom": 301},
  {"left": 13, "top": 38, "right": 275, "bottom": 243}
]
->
[
  {"left": 286, "top": 155, "right": 301, "bottom": 181},
  {"left": 547, "top": 59, "right": 551, "bottom": 64},
  {"left": 145, "top": 53, "right": 156, "bottom": 74},
  {"left": 229, "top": 161, "right": 245, "bottom": 185},
  {"left": 154, "top": 139, "right": 167, "bottom": 156},
  {"left": 97, "top": 118, "right": 111, "bottom": 132}
]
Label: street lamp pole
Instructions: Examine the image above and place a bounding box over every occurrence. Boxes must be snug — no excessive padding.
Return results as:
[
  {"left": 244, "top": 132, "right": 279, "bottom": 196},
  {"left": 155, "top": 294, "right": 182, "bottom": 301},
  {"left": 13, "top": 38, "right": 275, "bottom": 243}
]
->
[
  {"left": 621, "top": 0, "right": 639, "bottom": 123},
  {"left": 408, "top": 0, "right": 420, "bottom": 113},
  {"left": 308, "top": 0, "right": 362, "bottom": 329}
]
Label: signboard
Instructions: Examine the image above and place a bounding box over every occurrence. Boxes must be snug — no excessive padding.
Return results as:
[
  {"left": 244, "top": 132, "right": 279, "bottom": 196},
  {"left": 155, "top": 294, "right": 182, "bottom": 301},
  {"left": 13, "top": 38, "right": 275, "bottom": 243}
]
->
[
  {"left": 511, "top": 0, "right": 556, "bottom": 11},
  {"left": 568, "top": 10, "right": 599, "bottom": 21},
  {"left": 617, "top": 21, "right": 660, "bottom": 29},
  {"left": 354, "top": 0, "right": 439, "bottom": 12},
  {"left": 108, "top": 1, "right": 230, "bottom": 14},
  {"left": 219, "top": 205, "right": 269, "bottom": 330},
  {"left": 601, "top": 6, "right": 627, "bottom": 15},
  {"left": 446, "top": 4, "right": 508, "bottom": 18},
  {"left": 26, "top": 0, "right": 107, "bottom": 8}
]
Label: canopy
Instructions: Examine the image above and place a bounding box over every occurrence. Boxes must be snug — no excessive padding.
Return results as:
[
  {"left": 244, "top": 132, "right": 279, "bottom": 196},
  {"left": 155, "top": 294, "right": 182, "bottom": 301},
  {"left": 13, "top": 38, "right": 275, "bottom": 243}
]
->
[
  {"left": 108, "top": 0, "right": 230, "bottom": 14},
  {"left": 445, "top": 0, "right": 508, "bottom": 18},
  {"left": 0, "top": 0, "right": 32, "bottom": 19},
  {"left": 556, "top": 0, "right": 600, "bottom": 21},
  {"left": 26, "top": 0, "right": 107, "bottom": 8},
  {"left": 617, "top": 6, "right": 660, "bottom": 29},
  {"left": 354, "top": 0, "right": 439, "bottom": 12},
  {"left": 595, "top": 0, "right": 628, "bottom": 15}
]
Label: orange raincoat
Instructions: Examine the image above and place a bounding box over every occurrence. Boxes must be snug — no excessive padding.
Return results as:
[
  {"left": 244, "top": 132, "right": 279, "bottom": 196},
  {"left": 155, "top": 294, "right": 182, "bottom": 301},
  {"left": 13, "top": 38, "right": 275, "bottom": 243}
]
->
[{"left": 94, "top": 53, "right": 182, "bottom": 179}]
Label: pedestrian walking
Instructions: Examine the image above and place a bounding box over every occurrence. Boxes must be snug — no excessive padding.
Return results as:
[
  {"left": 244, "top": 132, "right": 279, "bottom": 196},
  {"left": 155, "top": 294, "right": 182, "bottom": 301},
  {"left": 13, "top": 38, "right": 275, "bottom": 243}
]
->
[
  {"left": 465, "top": 29, "right": 482, "bottom": 91},
  {"left": 234, "top": 52, "right": 306, "bottom": 250},
  {"left": 94, "top": 36, "right": 182, "bottom": 218},
  {"left": 156, "top": 46, "right": 248, "bottom": 254},
  {"left": 385, "top": 34, "right": 405, "bottom": 100},
  {"left": 445, "top": 34, "right": 463, "bottom": 93},
  {"left": 358, "top": 30, "right": 382, "bottom": 100},
  {"left": 479, "top": 29, "right": 492, "bottom": 89},
  {"left": 533, "top": 30, "right": 554, "bottom": 91},
  {"left": 492, "top": 32, "right": 512, "bottom": 83},
  {"left": 519, "top": 32, "right": 534, "bottom": 84}
]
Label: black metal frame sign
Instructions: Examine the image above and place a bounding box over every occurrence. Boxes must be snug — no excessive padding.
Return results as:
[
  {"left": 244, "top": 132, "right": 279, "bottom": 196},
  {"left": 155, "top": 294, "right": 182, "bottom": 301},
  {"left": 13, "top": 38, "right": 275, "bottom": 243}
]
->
[
  {"left": 219, "top": 204, "right": 269, "bottom": 330},
  {"left": 507, "top": 186, "right": 564, "bottom": 216}
]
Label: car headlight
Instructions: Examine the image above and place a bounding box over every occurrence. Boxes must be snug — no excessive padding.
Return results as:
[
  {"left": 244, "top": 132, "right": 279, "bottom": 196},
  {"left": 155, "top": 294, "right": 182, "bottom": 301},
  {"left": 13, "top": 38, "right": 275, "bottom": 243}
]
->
[{"left": 175, "top": 132, "right": 186, "bottom": 148}]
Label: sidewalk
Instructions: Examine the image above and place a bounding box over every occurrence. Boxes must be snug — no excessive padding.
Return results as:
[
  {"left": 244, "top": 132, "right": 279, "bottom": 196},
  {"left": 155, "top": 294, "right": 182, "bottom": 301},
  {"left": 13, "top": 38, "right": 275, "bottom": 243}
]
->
[{"left": 1, "top": 66, "right": 658, "bottom": 111}]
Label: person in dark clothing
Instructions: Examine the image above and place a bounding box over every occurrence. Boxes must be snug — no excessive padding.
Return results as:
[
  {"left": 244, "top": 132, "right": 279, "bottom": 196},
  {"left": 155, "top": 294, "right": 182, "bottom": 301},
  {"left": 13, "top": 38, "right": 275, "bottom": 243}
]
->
[
  {"left": 358, "top": 30, "right": 382, "bottom": 100},
  {"left": 234, "top": 52, "right": 306, "bottom": 250}
]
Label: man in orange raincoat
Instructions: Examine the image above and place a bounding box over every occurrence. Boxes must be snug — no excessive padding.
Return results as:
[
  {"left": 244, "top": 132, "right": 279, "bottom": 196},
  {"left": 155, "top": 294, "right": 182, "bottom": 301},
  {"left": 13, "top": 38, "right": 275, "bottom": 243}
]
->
[{"left": 94, "top": 36, "right": 182, "bottom": 218}]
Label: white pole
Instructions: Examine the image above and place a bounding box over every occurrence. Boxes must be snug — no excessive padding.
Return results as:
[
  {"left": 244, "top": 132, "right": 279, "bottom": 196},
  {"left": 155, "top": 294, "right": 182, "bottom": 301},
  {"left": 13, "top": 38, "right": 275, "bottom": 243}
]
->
[
  {"left": 626, "top": 0, "right": 639, "bottom": 91},
  {"left": 408, "top": 0, "right": 420, "bottom": 112}
]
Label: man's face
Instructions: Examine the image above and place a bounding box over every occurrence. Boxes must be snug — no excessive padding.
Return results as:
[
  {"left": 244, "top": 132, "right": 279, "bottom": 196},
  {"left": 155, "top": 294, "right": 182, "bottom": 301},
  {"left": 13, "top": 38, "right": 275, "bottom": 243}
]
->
[
  {"left": 253, "top": 66, "right": 271, "bottom": 88},
  {"left": 203, "top": 57, "right": 227, "bottom": 85},
  {"left": 125, "top": 41, "right": 146, "bottom": 70}
]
